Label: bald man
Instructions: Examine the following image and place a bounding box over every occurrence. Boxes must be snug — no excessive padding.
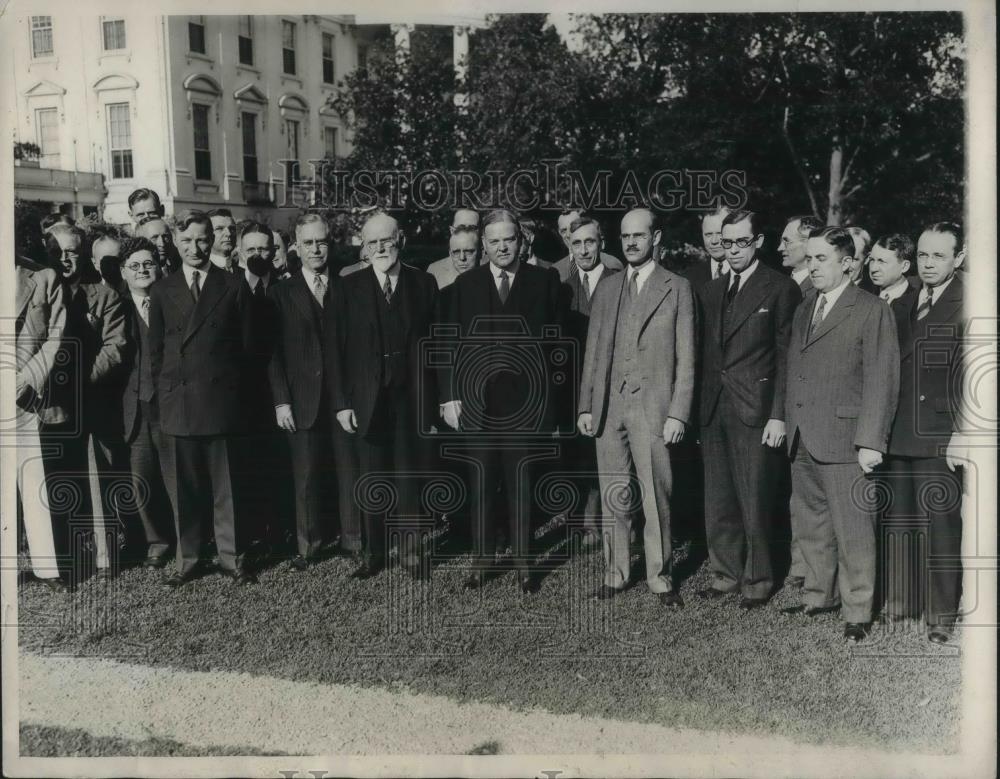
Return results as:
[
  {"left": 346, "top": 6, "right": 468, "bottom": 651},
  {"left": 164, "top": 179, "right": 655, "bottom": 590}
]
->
[
  {"left": 557, "top": 209, "right": 623, "bottom": 271},
  {"left": 578, "top": 208, "right": 695, "bottom": 607},
  {"left": 329, "top": 213, "right": 439, "bottom": 579},
  {"left": 426, "top": 226, "right": 480, "bottom": 290}
]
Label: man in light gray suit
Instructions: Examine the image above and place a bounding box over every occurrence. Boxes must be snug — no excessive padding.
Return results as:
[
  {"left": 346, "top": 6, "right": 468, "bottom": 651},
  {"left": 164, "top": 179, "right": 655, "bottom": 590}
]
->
[
  {"left": 577, "top": 208, "right": 695, "bottom": 607},
  {"left": 782, "top": 226, "right": 899, "bottom": 643}
]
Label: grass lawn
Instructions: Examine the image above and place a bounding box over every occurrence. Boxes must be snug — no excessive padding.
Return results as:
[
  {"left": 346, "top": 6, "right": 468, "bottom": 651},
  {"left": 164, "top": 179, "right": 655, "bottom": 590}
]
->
[{"left": 16, "top": 536, "right": 961, "bottom": 756}]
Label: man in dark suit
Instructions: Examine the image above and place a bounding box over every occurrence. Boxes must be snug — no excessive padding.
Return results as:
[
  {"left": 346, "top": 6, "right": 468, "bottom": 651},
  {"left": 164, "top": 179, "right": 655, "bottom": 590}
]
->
[
  {"left": 696, "top": 210, "right": 801, "bottom": 608},
  {"left": 578, "top": 208, "right": 696, "bottom": 607},
  {"left": 676, "top": 207, "right": 732, "bottom": 290},
  {"left": 330, "top": 213, "right": 439, "bottom": 579},
  {"left": 440, "top": 208, "right": 563, "bottom": 593},
  {"left": 137, "top": 216, "right": 180, "bottom": 277},
  {"left": 883, "top": 222, "right": 967, "bottom": 644},
  {"left": 207, "top": 208, "right": 239, "bottom": 274},
  {"left": 869, "top": 233, "right": 920, "bottom": 345},
  {"left": 776, "top": 213, "right": 824, "bottom": 588},
  {"left": 782, "top": 226, "right": 900, "bottom": 642},
  {"left": 269, "top": 214, "right": 359, "bottom": 570},
  {"left": 54, "top": 224, "right": 129, "bottom": 579},
  {"left": 556, "top": 209, "right": 622, "bottom": 271},
  {"left": 119, "top": 237, "right": 175, "bottom": 567},
  {"left": 15, "top": 255, "right": 69, "bottom": 591},
  {"left": 553, "top": 217, "right": 620, "bottom": 544},
  {"left": 148, "top": 210, "right": 255, "bottom": 587}
]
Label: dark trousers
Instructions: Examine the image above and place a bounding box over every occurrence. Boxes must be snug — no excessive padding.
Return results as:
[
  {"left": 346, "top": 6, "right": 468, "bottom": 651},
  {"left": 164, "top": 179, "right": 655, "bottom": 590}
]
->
[
  {"left": 566, "top": 432, "right": 601, "bottom": 534},
  {"left": 355, "top": 386, "right": 428, "bottom": 565},
  {"left": 880, "top": 456, "right": 963, "bottom": 627},
  {"left": 285, "top": 423, "right": 333, "bottom": 559},
  {"left": 164, "top": 434, "right": 240, "bottom": 575},
  {"left": 701, "top": 393, "right": 777, "bottom": 599},
  {"left": 232, "top": 426, "right": 291, "bottom": 555},
  {"left": 127, "top": 402, "right": 175, "bottom": 559},
  {"left": 332, "top": 420, "right": 362, "bottom": 553},
  {"left": 789, "top": 436, "right": 876, "bottom": 624}
]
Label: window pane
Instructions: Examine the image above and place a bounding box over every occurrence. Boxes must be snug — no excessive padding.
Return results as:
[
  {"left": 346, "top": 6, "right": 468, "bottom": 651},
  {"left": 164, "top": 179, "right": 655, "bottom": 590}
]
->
[
  {"left": 107, "top": 103, "right": 132, "bottom": 149},
  {"left": 324, "top": 126, "right": 337, "bottom": 159},
  {"left": 322, "top": 34, "right": 335, "bottom": 83},
  {"left": 36, "top": 108, "right": 60, "bottom": 168},
  {"left": 102, "top": 19, "right": 126, "bottom": 50},
  {"left": 282, "top": 20, "right": 295, "bottom": 48},
  {"left": 242, "top": 112, "right": 257, "bottom": 183},
  {"left": 195, "top": 150, "right": 212, "bottom": 181},
  {"left": 238, "top": 35, "right": 253, "bottom": 65},
  {"left": 283, "top": 48, "right": 296, "bottom": 75},
  {"left": 188, "top": 21, "right": 205, "bottom": 54},
  {"left": 322, "top": 32, "right": 333, "bottom": 59},
  {"left": 238, "top": 15, "right": 252, "bottom": 37},
  {"left": 192, "top": 104, "right": 210, "bottom": 151},
  {"left": 31, "top": 16, "right": 53, "bottom": 57}
]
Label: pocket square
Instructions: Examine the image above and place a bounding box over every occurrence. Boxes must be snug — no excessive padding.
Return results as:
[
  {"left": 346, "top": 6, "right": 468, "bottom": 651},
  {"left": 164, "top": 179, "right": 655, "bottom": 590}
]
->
[{"left": 756, "top": 307, "right": 769, "bottom": 313}]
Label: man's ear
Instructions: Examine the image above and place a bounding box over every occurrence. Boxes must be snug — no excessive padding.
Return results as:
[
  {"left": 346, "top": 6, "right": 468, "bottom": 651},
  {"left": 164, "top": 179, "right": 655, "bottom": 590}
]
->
[
  {"left": 901, "top": 260, "right": 911, "bottom": 276},
  {"left": 840, "top": 253, "right": 854, "bottom": 273},
  {"left": 652, "top": 229, "right": 662, "bottom": 247},
  {"left": 396, "top": 232, "right": 406, "bottom": 253},
  {"left": 449, "top": 225, "right": 457, "bottom": 235},
  {"left": 955, "top": 249, "right": 966, "bottom": 269},
  {"left": 755, "top": 233, "right": 765, "bottom": 250}
]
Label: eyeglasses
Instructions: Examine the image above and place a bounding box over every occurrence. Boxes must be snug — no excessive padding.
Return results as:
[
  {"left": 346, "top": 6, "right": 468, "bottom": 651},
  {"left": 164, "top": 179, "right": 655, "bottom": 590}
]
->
[
  {"left": 299, "top": 239, "right": 330, "bottom": 250},
  {"left": 720, "top": 236, "right": 758, "bottom": 249},
  {"left": 124, "top": 261, "right": 158, "bottom": 272},
  {"left": 241, "top": 246, "right": 273, "bottom": 256},
  {"left": 363, "top": 238, "right": 397, "bottom": 253}
]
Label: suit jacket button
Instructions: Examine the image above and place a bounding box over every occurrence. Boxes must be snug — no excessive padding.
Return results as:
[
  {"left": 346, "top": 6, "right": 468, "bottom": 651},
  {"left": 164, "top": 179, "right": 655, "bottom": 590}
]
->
[
  {"left": 721, "top": 370, "right": 727, "bottom": 376},
  {"left": 919, "top": 394, "right": 926, "bottom": 401},
  {"left": 795, "top": 402, "right": 803, "bottom": 408},
  {"left": 314, "top": 370, "right": 321, "bottom": 377}
]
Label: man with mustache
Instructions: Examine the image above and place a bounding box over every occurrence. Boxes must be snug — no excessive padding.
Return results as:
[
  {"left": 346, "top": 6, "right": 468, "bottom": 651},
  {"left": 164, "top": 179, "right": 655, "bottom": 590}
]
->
[
  {"left": 118, "top": 236, "right": 175, "bottom": 568},
  {"left": 439, "top": 208, "right": 563, "bottom": 593},
  {"left": 207, "top": 208, "right": 239, "bottom": 274},
  {"left": 427, "top": 222, "right": 481, "bottom": 291},
  {"left": 557, "top": 208, "right": 623, "bottom": 271},
  {"left": 578, "top": 208, "right": 695, "bottom": 608},
  {"left": 330, "top": 213, "right": 439, "bottom": 579}
]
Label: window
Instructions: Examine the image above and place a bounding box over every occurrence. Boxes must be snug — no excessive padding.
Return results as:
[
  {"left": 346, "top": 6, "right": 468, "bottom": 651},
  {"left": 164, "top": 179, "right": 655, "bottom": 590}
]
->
[
  {"left": 192, "top": 104, "right": 212, "bottom": 180},
  {"left": 35, "top": 108, "right": 60, "bottom": 168},
  {"left": 282, "top": 20, "right": 296, "bottom": 75},
  {"left": 188, "top": 16, "right": 206, "bottom": 54},
  {"left": 285, "top": 118, "right": 300, "bottom": 187},
  {"left": 322, "top": 32, "right": 335, "bottom": 84},
  {"left": 323, "top": 126, "right": 338, "bottom": 160},
  {"left": 102, "top": 17, "right": 126, "bottom": 50},
  {"left": 242, "top": 113, "right": 258, "bottom": 184},
  {"left": 31, "top": 16, "right": 53, "bottom": 58},
  {"left": 106, "top": 103, "right": 133, "bottom": 179},
  {"left": 357, "top": 44, "right": 368, "bottom": 72},
  {"left": 238, "top": 16, "right": 253, "bottom": 66}
]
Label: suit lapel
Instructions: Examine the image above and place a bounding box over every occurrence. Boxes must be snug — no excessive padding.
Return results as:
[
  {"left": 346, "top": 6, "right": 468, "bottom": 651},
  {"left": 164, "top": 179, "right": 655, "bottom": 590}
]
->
[
  {"left": 183, "top": 267, "right": 226, "bottom": 343},
  {"left": 165, "top": 270, "right": 196, "bottom": 324},
  {"left": 928, "top": 274, "right": 963, "bottom": 325},
  {"left": 291, "top": 271, "right": 321, "bottom": 327},
  {"left": 805, "top": 283, "right": 858, "bottom": 347},
  {"left": 16, "top": 267, "right": 35, "bottom": 321},
  {"left": 637, "top": 265, "right": 672, "bottom": 338},
  {"left": 723, "top": 267, "right": 770, "bottom": 342}
]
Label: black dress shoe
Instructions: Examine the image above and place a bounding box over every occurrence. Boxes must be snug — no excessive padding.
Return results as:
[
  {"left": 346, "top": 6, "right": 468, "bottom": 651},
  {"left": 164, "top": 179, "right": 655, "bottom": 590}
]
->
[
  {"left": 739, "top": 596, "right": 768, "bottom": 610},
  {"left": 229, "top": 568, "right": 257, "bottom": 586},
  {"left": 696, "top": 587, "right": 730, "bottom": 601},
  {"left": 290, "top": 555, "right": 310, "bottom": 571},
  {"left": 143, "top": 555, "right": 168, "bottom": 569},
  {"left": 164, "top": 570, "right": 195, "bottom": 588},
  {"left": 844, "top": 622, "right": 872, "bottom": 642},
  {"left": 784, "top": 575, "right": 806, "bottom": 589},
  {"left": 518, "top": 574, "right": 539, "bottom": 594},
  {"left": 781, "top": 604, "right": 840, "bottom": 617},
  {"left": 463, "top": 570, "right": 486, "bottom": 590},
  {"left": 658, "top": 591, "right": 685, "bottom": 609},
  {"left": 928, "top": 625, "right": 954, "bottom": 644},
  {"left": 38, "top": 576, "right": 68, "bottom": 594},
  {"left": 593, "top": 584, "right": 623, "bottom": 600},
  {"left": 351, "top": 561, "right": 383, "bottom": 580}
]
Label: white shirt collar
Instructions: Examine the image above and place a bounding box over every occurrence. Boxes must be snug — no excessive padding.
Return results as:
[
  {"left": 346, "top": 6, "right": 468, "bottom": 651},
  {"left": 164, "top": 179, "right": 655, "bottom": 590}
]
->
[
  {"left": 302, "top": 266, "right": 329, "bottom": 285},
  {"left": 727, "top": 259, "right": 759, "bottom": 287},
  {"left": 130, "top": 291, "right": 150, "bottom": 311},
  {"left": 578, "top": 262, "right": 605, "bottom": 287},
  {"left": 816, "top": 276, "right": 851, "bottom": 317},
  {"left": 181, "top": 262, "right": 208, "bottom": 287},
  {"left": 373, "top": 262, "right": 401, "bottom": 293},
  {"left": 490, "top": 261, "right": 518, "bottom": 283},
  {"left": 791, "top": 267, "right": 810, "bottom": 285},
  {"left": 210, "top": 252, "right": 232, "bottom": 270},
  {"left": 922, "top": 273, "right": 955, "bottom": 304},
  {"left": 711, "top": 257, "right": 730, "bottom": 279},
  {"left": 626, "top": 259, "right": 656, "bottom": 293},
  {"left": 245, "top": 268, "right": 271, "bottom": 290},
  {"left": 879, "top": 277, "right": 910, "bottom": 303}
]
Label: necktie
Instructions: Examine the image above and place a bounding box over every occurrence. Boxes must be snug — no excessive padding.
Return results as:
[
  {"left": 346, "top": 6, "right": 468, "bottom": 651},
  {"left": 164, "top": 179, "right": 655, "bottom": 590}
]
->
[
  {"left": 140, "top": 297, "right": 150, "bottom": 325},
  {"left": 916, "top": 286, "right": 933, "bottom": 320},
  {"left": 313, "top": 274, "right": 326, "bottom": 307},
  {"left": 628, "top": 271, "right": 638, "bottom": 300},
  {"left": 383, "top": 275, "right": 393, "bottom": 304},
  {"left": 726, "top": 272, "right": 741, "bottom": 306},
  {"left": 881, "top": 291, "right": 890, "bottom": 302},
  {"left": 581, "top": 272, "right": 591, "bottom": 302},
  {"left": 190, "top": 270, "right": 201, "bottom": 302},
  {"left": 715, "top": 260, "right": 725, "bottom": 279},
  {"left": 498, "top": 271, "right": 509, "bottom": 304},
  {"left": 808, "top": 294, "right": 826, "bottom": 340},
  {"left": 254, "top": 279, "right": 265, "bottom": 299}
]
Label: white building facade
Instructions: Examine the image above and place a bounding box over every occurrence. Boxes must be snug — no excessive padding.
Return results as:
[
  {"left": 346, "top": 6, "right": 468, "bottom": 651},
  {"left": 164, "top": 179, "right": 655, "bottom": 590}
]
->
[{"left": 10, "top": 14, "right": 360, "bottom": 229}]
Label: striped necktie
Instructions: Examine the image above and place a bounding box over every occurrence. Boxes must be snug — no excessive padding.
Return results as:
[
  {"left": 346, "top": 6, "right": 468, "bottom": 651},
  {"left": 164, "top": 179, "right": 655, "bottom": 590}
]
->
[
  {"left": 916, "top": 286, "right": 933, "bottom": 320},
  {"left": 808, "top": 294, "right": 826, "bottom": 340}
]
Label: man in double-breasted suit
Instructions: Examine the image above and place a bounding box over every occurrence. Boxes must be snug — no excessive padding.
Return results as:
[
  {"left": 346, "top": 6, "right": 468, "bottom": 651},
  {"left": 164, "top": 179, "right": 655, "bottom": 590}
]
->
[
  {"left": 119, "top": 237, "right": 174, "bottom": 567},
  {"left": 783, "top": 226, "right": 899, "bottom": 642},
  {"left": 697, "top": 210, "right": 801, "bottom": 608},
  {"left": 578, "top": 208, "right": 695, "bottom": 607},
  {"left": 439, "top": 209, "right": 563, "bottom": 593},
  {"left": 883, "top": 223, "right": 967, "bottom": 644},
  {"left": 269, "top": 214, "right": 360, "bottom": 570},
  {"left": 148, "top": 210, "right": 255, "bottom": 587},
  {"left": 15, "top": 255, "right": 69, "bottom": 591},
  {"left": 330, "top": 213, "right": 439, "bottom": 579},
  {"left": 554, "top": 217, "right": 620, "bottom": 543}
]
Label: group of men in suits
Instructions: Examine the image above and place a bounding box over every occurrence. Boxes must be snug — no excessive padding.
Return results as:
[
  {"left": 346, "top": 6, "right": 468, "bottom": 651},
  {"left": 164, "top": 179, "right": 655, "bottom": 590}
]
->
[{"left": 15, "top": 192, "right": 969, "bottom": 645}]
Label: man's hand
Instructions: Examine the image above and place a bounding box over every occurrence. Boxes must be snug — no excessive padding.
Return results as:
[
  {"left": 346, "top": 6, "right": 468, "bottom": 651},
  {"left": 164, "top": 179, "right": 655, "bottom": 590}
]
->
[
  {"left": 441, "top": 400, "right": 462, "bottom": 431},
  {"left": 662, "top": 417, "right": 685, "bottom": 445},
  {"left": 16, "top": 383, "right": 41, "bottom": 414},
  {"left": 337, "top": 409, "right": 358, "bottom": 434},
  {"left": 577, "top": 413, "right": 594, "bottom": 437},
  {"left": 761, "top": 419, "right": 787, "bottom": 448},
  {"left": 275, "top": 404, "right": 296, "bottom": 432},
  {"left": 944, "top": 433, "right": 968, "bottom": 472},
  {"left": 858, "top": 447, "right": 883, "bottom": 474}
]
